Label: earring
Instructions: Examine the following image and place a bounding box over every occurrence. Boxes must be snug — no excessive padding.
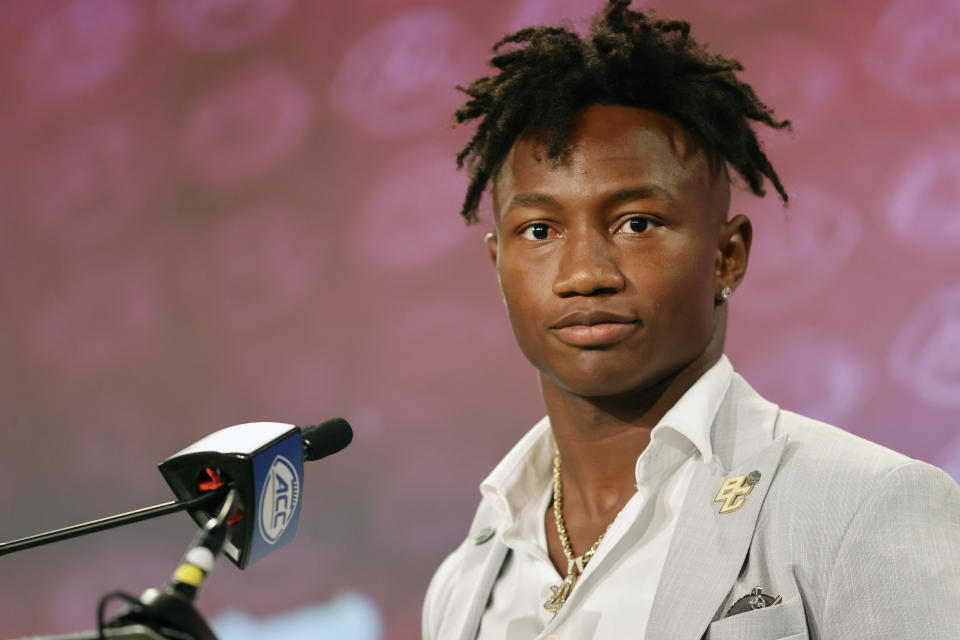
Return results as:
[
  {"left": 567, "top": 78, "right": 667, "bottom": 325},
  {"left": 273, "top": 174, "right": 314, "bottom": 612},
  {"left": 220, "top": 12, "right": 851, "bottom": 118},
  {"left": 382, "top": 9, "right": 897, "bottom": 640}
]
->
[{"left": 720, "top": 286, "right": 732, "bottom": 301}]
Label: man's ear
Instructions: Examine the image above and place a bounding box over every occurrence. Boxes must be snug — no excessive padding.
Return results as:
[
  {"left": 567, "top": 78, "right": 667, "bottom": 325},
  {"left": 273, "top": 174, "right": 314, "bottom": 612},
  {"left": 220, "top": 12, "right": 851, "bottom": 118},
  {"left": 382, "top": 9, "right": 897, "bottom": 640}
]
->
[
  {"left": 485, "top": 230, "right": 507, "bottom": 306},
  {"left": 485, "top": 231, "right": 499, "bottom": 266},
  {"left": 715, "top": 214, "right": 752, "bottom": 294}
]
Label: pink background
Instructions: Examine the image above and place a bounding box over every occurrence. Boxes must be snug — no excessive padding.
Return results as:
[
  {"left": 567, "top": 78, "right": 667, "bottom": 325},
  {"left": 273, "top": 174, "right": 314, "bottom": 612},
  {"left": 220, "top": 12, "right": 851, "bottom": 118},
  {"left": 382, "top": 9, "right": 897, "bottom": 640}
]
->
[{"left": 1, "top": 0, "right": 959, "bottom": 638}]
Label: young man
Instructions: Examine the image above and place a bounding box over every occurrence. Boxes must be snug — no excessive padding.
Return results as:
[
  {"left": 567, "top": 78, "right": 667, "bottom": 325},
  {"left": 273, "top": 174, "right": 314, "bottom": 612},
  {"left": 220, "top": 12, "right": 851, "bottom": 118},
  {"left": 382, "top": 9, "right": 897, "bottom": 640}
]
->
[{"left": 424, "top": 2, "right": 960, "bottom": 638}]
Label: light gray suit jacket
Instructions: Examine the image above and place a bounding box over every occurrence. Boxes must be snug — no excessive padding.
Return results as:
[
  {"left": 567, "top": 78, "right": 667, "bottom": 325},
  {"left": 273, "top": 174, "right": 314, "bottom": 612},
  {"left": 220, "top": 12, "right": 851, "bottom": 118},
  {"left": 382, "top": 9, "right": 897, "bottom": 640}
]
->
[{"left": 423, "top": 374, "right": 960, "bottom": 639}]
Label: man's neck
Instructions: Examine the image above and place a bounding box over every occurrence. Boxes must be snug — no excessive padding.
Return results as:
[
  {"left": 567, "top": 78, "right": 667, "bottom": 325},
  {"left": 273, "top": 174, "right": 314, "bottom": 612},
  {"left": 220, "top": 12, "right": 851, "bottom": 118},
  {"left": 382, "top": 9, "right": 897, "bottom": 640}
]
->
[{"left": 540, "top": 351, "right": 721, "bottom": 519}]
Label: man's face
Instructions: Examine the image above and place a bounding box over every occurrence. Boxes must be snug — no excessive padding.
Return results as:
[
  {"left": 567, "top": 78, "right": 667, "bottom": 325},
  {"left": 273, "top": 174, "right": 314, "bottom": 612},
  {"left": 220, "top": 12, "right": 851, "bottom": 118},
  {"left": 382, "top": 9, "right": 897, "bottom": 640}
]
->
[{"left": 488, "top": 104, "right": 736, "bottom": 398}]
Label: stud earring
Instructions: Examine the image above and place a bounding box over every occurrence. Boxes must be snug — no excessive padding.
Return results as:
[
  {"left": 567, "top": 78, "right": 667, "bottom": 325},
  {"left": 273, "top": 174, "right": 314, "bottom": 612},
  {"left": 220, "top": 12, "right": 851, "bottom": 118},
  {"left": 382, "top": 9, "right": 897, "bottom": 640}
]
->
[{"left": 720, "top": 286, "right": 733, "bottom": 301}]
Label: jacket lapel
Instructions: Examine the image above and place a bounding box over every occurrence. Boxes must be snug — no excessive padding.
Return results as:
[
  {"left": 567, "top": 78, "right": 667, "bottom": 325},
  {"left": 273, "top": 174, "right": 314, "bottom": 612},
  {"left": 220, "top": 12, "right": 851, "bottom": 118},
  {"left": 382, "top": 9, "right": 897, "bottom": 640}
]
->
[
  {"left": 645, "top": 374, "right": 788, "bottom": 639},
  {"left": 433, "top": 498, "right": 512, "bottom": 640},
  {"left": 453, "top": 541, "right": 510, "bottom": 640}
]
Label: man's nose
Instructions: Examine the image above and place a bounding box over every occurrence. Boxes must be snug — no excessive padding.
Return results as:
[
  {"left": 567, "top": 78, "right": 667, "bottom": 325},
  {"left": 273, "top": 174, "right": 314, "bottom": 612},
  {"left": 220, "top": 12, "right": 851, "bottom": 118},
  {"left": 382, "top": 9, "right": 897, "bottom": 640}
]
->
[{"left": 552, "top": 229, "right": 625, "bottom": 297}]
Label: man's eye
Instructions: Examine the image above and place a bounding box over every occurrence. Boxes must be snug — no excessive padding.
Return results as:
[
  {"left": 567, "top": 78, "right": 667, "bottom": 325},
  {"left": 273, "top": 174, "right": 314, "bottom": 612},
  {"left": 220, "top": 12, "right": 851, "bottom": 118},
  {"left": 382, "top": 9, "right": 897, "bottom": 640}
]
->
[
  {"left": 617, "top": 217, "right": 657, "bottom": 234},
  {"left": 521, "top": 223, "right": 552, "bottom": 240}
]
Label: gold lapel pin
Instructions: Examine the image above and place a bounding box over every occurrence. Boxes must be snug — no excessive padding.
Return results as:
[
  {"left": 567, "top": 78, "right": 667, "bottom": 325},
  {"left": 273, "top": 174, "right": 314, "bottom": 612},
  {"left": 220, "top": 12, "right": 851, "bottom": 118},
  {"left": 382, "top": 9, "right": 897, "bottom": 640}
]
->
[{"left": 714, "top": 470, "right": 760, "bottom": 514}]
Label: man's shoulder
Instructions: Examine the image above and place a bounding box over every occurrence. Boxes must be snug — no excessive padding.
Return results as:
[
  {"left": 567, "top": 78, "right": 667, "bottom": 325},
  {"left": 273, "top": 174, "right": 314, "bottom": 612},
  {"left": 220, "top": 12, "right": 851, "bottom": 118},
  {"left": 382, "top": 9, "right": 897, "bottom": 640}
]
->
[
  {"left": 724, "top": 374, "right": 939, "bottom": 501},
  {"left": 775, "top": 409, "right": 912, "bottom": 475},
  {"left": 770, "top": 409, "right": 959, "bottom": 496},
  {"left": 757, "top": 409, "right": 959, "bottom": 560},
  {"left": 740, "top": 410, "right": 960, "bottom": 637}
]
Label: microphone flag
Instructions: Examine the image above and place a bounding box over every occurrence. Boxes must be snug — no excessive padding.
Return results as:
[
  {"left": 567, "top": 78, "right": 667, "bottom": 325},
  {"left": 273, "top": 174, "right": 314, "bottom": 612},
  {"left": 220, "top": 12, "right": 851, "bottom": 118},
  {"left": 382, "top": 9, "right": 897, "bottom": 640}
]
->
[{"left": 159, "top": 422, "right": 304, "bottom": 569}]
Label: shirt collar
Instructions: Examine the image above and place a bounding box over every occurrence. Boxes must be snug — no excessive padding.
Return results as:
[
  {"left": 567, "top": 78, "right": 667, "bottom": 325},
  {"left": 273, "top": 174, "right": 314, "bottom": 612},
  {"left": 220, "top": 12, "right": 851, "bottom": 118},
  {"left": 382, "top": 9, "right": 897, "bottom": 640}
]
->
[
  {"left": 652, "top": 353, "right": 733, "bottom": 465},
  {"left": 480, "top": 355, "right": 734, "bottom": 518},
  {"left": 480, "top": 415, "right": 554, "bottom": 522}
]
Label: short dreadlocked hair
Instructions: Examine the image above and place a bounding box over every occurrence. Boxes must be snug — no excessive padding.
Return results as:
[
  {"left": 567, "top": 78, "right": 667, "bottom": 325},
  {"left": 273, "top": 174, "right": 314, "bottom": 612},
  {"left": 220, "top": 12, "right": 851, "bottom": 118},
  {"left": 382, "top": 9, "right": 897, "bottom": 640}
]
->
[{"left": 454, "top": 0, "right": 790, "bottom": 224}]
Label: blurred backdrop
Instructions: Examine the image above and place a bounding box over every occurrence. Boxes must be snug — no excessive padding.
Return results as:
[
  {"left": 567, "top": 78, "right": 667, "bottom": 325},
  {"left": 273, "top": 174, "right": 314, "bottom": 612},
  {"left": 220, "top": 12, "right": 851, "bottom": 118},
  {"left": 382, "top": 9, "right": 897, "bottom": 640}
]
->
[{"left": 1, "top": 0, "right": 958, "bottom": 638}]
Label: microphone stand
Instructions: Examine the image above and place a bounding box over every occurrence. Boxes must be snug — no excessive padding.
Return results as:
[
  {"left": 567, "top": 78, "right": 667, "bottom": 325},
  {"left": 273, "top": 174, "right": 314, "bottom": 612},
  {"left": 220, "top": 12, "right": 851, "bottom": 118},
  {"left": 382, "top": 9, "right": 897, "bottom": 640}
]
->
[
  {"left": 97, "top": 489, "right": 239, "bottom": 640},
  {"left": 8, "top": 488, "right": 237, "bottom": 640},
  {"left": 0, "top": 489, "right": 228, "bottom": 557}
]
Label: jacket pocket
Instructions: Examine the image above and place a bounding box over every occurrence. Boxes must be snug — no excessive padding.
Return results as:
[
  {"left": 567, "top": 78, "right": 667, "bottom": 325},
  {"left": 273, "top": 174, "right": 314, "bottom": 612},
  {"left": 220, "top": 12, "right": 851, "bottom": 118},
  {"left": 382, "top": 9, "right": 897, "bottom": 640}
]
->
[{"left": 704, "top": 595, "right": 807, "bottom": 640}]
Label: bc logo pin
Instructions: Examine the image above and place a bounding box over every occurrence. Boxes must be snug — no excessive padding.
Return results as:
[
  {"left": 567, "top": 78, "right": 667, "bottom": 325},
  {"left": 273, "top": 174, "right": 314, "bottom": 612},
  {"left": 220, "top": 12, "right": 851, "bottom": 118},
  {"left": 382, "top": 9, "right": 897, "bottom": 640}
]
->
[{"left": 714, "top": 472, "right": 759, "bottom": 514}]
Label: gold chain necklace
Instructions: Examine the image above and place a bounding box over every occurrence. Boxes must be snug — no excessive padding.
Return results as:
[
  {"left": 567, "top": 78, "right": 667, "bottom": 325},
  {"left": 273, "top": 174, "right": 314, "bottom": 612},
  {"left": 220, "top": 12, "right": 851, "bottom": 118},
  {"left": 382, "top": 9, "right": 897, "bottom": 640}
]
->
[{"left": 543, "top": 450, "right": 614, "bottom": 614}]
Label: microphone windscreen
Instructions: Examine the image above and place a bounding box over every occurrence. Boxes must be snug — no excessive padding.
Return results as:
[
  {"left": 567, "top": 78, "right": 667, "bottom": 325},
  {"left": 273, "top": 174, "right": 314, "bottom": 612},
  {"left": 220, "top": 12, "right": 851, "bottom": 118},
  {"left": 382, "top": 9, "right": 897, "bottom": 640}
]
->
[{"left": 300, "top": 418, "right": 353, "bottom": 461}]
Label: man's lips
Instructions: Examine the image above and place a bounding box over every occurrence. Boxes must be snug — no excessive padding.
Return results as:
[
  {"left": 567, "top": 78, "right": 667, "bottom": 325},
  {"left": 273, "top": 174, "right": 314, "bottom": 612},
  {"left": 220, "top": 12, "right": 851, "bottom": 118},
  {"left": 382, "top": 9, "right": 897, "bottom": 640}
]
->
[{"left": 550, "top": 310, "right": 640, "bottom": 347}]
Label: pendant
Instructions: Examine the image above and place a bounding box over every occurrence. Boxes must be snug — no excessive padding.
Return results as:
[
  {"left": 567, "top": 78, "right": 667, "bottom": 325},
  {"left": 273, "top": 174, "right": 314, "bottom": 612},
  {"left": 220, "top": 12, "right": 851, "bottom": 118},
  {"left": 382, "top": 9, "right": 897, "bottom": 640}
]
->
[{"left": 543, "top": 560, "right": 579, "bottom": 613}]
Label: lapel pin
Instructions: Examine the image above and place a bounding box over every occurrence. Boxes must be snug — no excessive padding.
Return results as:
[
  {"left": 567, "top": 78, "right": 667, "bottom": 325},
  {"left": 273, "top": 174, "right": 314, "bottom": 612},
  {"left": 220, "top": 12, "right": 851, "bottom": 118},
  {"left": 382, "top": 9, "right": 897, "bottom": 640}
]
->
[
  {"left": 714, "top": 471, "right": 760, "bottom": 514},
  {"left": 473, "top": 526, "right": 496, "bottom": 545}
]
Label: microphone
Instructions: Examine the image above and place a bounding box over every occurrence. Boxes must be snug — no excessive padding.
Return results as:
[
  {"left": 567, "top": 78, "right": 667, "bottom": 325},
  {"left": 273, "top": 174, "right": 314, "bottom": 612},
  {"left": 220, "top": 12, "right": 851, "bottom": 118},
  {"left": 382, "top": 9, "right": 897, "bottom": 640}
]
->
[
  {"left": 158, "top": 418, "right": 352, "bottom": 569},
  {"left": 302, "top": 418, "right": 354, "bottom": 461}
]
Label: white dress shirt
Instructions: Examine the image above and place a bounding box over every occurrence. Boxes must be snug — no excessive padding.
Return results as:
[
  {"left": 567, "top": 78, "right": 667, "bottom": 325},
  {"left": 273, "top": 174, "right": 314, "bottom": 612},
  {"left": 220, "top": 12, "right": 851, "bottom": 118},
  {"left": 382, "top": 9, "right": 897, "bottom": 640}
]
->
[{"left": 475, "top": 356, "right": 733, "bottom": 640}]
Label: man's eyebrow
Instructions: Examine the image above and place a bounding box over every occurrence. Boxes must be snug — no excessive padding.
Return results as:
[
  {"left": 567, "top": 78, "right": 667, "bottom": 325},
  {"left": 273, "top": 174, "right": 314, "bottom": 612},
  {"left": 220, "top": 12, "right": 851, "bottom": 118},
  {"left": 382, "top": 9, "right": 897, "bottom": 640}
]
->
[
  {"left": 501, "top": 184, "right": 676, "bottom": 220},
  {"left": 507, "top": 192, "right": 559, "bottom": 210},
  {"left": 603, "top": 185, "right": 676, "bottom": 208},
  {"left": 498, "top": 192, "right": 560, "bottom": 222}
]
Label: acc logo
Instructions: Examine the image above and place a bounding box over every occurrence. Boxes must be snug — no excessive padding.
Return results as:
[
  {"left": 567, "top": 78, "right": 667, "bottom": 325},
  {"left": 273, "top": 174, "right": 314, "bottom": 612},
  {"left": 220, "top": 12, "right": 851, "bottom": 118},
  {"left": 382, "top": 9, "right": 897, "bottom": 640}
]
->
[{"left": 258, "top": 454, "right": 300, "bottom": 544}]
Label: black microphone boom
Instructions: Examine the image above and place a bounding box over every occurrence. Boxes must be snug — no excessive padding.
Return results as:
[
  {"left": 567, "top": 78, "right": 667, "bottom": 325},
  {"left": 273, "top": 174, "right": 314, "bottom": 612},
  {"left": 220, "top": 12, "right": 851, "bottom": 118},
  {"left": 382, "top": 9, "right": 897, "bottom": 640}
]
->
[{"left": 0, "top": 490, "right": 227, "bottom": 558}]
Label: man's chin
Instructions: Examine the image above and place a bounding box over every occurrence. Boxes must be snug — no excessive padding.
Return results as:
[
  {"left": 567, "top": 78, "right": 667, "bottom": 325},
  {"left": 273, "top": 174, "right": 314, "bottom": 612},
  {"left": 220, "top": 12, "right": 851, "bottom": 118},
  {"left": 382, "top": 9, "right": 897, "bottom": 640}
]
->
[{"left": 541, "top": 367, "right": 662, "bottom": 401}]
